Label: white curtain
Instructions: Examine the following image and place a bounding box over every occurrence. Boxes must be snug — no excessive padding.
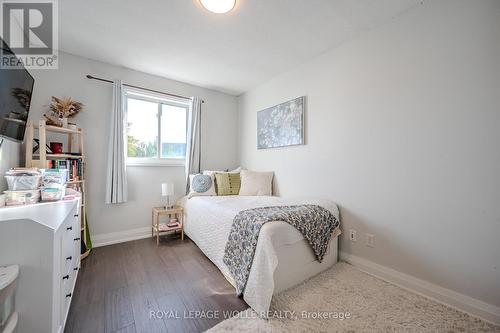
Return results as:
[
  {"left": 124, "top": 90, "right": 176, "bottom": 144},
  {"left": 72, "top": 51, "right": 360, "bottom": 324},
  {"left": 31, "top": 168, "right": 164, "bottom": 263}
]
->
[
  {"left": 105, "top": 80, "right": 128, "bottom": 204},
  {"left": 185, "top": 97, "right": 202, "bottom": 193}
]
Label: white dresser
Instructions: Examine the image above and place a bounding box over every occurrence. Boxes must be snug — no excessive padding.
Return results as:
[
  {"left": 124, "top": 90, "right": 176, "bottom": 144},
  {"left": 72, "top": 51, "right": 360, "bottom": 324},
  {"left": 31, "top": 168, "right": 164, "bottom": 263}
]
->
[{"left": 0, "top": 199, "right": 81, "bottom": 333}]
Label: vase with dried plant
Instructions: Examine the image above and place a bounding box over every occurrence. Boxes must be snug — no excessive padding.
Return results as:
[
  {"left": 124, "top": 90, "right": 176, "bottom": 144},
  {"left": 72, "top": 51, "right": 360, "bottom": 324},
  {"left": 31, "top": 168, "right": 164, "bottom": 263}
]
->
[{"left": 43, "top": 96, "right": 84, "bottom": 127}]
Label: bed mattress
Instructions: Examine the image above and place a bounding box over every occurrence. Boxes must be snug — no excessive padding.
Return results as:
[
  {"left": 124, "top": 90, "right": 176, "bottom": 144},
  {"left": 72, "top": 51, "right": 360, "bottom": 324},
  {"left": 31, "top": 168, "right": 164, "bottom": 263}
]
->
[{"left": 178, "top": 195, "right": 341, "bottom": 314}]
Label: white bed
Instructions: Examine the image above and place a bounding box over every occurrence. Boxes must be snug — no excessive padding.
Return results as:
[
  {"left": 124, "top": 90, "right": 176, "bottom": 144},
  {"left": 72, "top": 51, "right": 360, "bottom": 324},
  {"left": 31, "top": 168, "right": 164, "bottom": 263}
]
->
[{"left": 178, "top": 195, "right": 341, "bottom": 314}]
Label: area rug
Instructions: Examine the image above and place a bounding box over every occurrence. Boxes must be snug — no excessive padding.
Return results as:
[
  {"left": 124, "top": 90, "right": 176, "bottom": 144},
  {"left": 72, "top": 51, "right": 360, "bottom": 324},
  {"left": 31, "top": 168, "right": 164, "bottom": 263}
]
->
[{"left": 207, "top": 262, "right": 499, "bottom": 332}]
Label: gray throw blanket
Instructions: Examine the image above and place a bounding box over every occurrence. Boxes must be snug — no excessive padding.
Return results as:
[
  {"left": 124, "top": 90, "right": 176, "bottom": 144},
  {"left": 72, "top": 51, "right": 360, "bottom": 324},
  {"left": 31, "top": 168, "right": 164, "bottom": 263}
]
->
[{"left": 223, "top": 205, "right": 339, "bottom": 295}]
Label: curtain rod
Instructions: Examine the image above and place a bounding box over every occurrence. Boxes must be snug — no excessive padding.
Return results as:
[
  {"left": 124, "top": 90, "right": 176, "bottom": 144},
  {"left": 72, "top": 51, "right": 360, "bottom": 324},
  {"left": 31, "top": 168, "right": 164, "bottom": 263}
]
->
[{"left": 85, "top": 74, "right": 204, "bottom": 103}]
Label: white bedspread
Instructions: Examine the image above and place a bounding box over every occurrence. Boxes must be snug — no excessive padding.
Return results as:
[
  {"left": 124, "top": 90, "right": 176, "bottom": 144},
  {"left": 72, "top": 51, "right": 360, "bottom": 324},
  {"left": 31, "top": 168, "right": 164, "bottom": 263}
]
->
[{"left": 178, "top": 195, "right": 340, "bottom": 314}]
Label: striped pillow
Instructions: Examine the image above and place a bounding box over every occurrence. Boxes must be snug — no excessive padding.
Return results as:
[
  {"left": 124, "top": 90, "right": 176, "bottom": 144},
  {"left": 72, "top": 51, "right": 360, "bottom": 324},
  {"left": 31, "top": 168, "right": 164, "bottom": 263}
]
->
[{"left": 214, "top": 172, "right": 241, "bottom": 196}]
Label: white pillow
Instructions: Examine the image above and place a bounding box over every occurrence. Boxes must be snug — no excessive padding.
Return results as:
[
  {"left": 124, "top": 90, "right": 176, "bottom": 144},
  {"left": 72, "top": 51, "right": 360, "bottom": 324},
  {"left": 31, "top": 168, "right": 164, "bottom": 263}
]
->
[
  {"left": 230, "top": 166, "right": 246, "bottom": 173},
  {"left": 239, "top": 170, "right": 273, "bottom": 196},
  {"left": 188, "top": 173, "right": 216, "bottom": 198},
  {"left": 203, "top": 169, "right": 229, "bottom": 177},
  {"left": 203, "top": 167, "right": 245, "bottom": 177}
]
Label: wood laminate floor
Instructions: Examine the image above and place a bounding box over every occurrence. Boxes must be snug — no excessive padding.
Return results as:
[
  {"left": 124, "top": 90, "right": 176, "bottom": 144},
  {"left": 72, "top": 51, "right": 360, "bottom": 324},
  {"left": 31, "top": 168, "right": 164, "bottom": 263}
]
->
[{"left": 65, "top": 235, "right": 248, "bottom": 333}]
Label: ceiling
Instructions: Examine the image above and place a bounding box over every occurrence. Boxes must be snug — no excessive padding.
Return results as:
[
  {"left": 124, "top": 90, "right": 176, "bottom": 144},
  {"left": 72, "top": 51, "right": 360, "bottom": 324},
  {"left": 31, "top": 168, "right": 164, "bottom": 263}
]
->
[{"left": 59, "top": 0, "right": 421, "bottom": 95}]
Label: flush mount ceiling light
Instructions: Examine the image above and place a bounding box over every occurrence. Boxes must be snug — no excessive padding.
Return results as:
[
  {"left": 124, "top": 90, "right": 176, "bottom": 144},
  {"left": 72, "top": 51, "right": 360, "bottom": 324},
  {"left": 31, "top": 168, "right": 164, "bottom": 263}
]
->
[{"left": 199, "top": 0, "right": 236, "bottom": 14}]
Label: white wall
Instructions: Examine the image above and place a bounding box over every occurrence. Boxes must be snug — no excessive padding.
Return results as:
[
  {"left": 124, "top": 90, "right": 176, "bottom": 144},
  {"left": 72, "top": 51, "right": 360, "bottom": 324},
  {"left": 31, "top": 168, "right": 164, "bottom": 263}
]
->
[
  {"left": 26, "top": 52, "right": 238, "bottom": 237},
  {"left": 238, "top": 0, "right": 500, "bottom": 310},
  {"left": 0, "top": 140, "right": 21, "bottom": 192}
]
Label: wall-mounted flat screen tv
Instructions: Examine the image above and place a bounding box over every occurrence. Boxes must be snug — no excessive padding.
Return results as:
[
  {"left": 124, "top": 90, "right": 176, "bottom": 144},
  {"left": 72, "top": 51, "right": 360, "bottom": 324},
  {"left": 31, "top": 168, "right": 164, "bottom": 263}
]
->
[{"left": 0, "top": 38, "right": 35, "bottom": 142}]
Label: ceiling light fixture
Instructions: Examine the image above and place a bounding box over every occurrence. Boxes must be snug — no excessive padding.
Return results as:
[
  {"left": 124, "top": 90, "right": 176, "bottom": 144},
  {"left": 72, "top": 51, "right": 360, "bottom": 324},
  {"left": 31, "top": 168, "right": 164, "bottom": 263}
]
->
[{"left": 199, "top": 0, "right": 236, "bottom": 14}]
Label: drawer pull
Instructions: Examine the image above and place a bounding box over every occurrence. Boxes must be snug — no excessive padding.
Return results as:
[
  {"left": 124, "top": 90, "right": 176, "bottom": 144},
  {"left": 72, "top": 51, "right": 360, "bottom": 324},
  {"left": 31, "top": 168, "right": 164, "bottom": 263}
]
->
[
  {"left": 74, "top": 237, "right": 81, "bottom": 241},
  {"left": 74, "top": 214, "right": 79, "bottom": 217},
  {"left": 66, "top": 293, "right": 72, "bottom": 298},
  {"left": 74, "top": 267, "right": 79, "bottom": 271},
  {"left": 62, "top": 275, "right": 69, "bottom": 280},
  {"left": 66, "top": 256, "right": 72, "bottom": 260},
  {"left": 66, "top": 226, "right": 73, "bottom": 231}
]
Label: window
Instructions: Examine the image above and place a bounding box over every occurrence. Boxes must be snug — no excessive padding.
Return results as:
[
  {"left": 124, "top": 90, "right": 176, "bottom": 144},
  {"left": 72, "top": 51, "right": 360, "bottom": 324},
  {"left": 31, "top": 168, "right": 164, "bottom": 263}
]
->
[{"left": 125, "top": 89, "right": 188, "bottom": 166}]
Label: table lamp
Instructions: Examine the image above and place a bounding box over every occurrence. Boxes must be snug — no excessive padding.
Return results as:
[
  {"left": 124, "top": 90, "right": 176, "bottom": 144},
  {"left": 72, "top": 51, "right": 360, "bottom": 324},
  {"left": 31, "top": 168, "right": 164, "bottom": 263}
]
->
[{"left": 161, "top": 183, "right": 174, "bottom": 209}]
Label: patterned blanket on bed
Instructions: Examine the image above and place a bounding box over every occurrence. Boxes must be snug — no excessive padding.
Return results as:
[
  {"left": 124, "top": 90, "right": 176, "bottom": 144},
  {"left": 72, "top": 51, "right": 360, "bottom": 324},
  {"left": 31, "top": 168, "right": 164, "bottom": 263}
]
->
[{"left": 223, "top": 204, "right": 340, "bottom": 295}]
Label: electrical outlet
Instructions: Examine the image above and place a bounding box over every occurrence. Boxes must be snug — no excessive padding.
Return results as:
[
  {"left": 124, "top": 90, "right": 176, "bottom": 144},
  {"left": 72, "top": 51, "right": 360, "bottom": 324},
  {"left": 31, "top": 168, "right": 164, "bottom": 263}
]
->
[
  {"left": 366, "top": 233, "right": 375, "bottom": 248},
  {"left": 349, "top": 229, "right": 357, "bottom": 242}
]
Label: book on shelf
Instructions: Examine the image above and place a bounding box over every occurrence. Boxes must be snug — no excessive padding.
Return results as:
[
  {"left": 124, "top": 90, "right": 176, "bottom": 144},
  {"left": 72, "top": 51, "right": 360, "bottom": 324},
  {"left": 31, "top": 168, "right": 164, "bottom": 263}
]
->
[{"left": 46, "top": 158, "right": 84, "bottom": 181}]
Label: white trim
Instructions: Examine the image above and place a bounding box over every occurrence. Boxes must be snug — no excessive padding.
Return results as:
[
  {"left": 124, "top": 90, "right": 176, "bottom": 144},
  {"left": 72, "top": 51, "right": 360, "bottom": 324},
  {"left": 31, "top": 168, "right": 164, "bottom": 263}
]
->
[
  {"left": 126, "top": 158, "right": 185, "bottom": 167},
  {"left": 339, "top": 251, "right": 500, "bottom": 325},
  {"left": 92, "top": 227, "right": 151, "bottom": 248}
]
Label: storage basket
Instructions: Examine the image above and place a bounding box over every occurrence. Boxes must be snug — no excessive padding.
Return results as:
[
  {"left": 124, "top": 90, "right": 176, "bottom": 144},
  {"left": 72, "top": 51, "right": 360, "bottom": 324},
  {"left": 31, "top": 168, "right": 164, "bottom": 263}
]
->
[
  {"left": 41, "top": 185, "right": 66, "bottom": 201},
  {"left": 4, "top": 190, "right": 40, "bottom": 206},
  {"left": 4, "top": 175, "right": 42, "bottom": 191},
  {"left": 40, "top": 169, "right": 69, "bottom": 185}
]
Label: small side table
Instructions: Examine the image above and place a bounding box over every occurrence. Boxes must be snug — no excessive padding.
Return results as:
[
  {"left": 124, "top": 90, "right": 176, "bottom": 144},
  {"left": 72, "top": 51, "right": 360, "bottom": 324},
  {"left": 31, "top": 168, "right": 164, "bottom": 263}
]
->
[{"left": 152, "top": 206, "right": 184, "bottom": 245}]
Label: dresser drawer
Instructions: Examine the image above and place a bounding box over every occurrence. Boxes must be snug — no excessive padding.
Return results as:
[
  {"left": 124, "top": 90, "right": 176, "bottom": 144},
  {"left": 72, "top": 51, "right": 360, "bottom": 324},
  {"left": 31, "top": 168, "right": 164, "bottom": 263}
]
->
[
  {"left": 0, "top": 198, "right": 82, "bottom": 333},
  {"left": 60, "top": 269, "right": 75, "bottom": 322},
  {"left": 61, "top": 214, "right": 77, "bottom": 241},
  {"left": 61, "top": 205, "right": 80, "bottom": 276},
  {"left": 62, "top": 237, "right": 76, "bottom": 275}
]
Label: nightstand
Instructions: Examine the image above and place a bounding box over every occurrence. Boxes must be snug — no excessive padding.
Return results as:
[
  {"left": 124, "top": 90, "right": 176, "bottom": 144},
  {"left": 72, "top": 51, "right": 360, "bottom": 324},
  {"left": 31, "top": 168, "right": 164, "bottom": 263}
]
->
[{"left": 152, "top": 206, "right": 184, "bottom": 245}]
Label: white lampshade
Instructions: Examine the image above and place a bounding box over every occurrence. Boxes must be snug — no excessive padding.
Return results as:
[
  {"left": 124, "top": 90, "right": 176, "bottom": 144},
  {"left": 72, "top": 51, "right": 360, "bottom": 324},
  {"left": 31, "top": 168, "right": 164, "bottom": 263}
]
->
[
  {"left": 199, "top": 0, "right": 236, "bottom": 14},
  {"left": 161, "top": 183, "right": 174, "bottom": 196}
]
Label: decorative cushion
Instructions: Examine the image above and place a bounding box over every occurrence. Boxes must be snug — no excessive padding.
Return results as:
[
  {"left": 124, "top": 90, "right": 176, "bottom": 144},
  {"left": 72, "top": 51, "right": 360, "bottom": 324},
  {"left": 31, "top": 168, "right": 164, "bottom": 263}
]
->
[
  {"left": 230, "top": 166, "right": 245, "bottom": 173},
  {"left": 188, "top": 174, "right": 216, "bottom": 198},
  {"left": 203, "top": 169, "right": 228, "bottom": 178},
  {"left": 203, "top": 167, "right": 243, "bottom": 177},
  {"left": 214, "top": 172, "right": 241, "bottom": 196},
  {"left": 239, "top": 170, "right": 273, "bottom": 196}
]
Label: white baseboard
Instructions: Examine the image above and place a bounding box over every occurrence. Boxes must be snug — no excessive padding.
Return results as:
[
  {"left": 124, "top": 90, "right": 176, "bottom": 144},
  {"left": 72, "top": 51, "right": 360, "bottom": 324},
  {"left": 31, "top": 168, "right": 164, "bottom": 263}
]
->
[
  {"left": 92, "top": 227, "right": 151, "bottom": 248},
  {"left": 339, "top": 251, "right": 500, "bottom": 326}
]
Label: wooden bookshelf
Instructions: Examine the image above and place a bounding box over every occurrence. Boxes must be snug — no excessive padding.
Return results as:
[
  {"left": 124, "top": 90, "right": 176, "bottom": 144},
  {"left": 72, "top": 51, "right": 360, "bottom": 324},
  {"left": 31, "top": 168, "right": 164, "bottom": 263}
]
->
[
  {"left": 32, "top": 153, "right": 86, "bottom": 159},
  {"left": 25, "top": 119, "right": 90, "bottom": 260}
]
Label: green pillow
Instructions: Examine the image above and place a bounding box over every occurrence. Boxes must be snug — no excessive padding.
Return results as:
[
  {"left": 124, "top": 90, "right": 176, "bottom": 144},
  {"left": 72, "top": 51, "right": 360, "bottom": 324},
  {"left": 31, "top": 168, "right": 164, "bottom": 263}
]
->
[{"left": 214, "top": 172, "right": 241, "bottom": 196}]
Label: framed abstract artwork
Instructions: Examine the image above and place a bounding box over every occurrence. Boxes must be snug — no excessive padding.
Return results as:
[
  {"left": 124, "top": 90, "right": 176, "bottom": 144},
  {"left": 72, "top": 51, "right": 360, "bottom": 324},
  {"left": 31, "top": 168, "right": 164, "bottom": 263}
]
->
[{"left": 257, "top": 96, "right": 305, "bottom": 149}]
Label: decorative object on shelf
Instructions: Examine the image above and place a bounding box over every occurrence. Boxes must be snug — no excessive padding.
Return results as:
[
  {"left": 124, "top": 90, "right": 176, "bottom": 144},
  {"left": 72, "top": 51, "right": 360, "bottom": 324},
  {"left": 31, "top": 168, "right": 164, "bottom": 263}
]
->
[
  {"left": 49, "top": 142, "right": 63, "bottom": 154},
  {"left": 32, "top": 138, "right": 52, "bottom": 154},
  {"left": 168, "top": 218, "right": 179, "bottom": 227},
  {"left": 44, "top": 96, "right": 83, "bottom": 127},
  {"left": 161, "top": 183, "right": 174, "bottom": 209},
  {"left": 257, "top": 96, "right": 305, "bottom": 149}
]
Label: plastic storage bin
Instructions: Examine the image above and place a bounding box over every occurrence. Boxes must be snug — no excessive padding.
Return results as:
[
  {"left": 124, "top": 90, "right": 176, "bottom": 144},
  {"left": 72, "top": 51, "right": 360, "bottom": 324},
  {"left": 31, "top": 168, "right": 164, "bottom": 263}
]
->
[
  {"left": 40, "top": 186, "right": 66, "bottom": 201},
  {"left": 40, "top": 169, "right": 68, "bottom": 185},
  {"left": 4, "top": 190, "right": 40, "bottom": 206},
  {"left": 4, "top": 175, "right": 42, "bottom": 191},
  {"left": 0, "top": 265, "right": 19, "bottom": 333}
]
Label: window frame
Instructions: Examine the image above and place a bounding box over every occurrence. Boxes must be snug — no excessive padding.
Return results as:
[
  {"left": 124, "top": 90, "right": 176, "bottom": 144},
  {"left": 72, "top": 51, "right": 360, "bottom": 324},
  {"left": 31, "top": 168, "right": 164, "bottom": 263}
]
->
[{"left": 124, "top": 87, "right": 190, "bottom": 167}]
